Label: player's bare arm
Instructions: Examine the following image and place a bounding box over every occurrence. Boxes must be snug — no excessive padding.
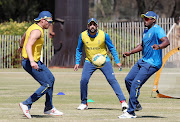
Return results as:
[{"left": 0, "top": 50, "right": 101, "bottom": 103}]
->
[
  {"left": 151, "top": 37, "right": 170, "bottom": 50},
  {"left": 116, "top": 63, "right": 122, "bottom": 69},
  {"left": 123, "top": 43, "right": 143, "bottom": 57},
  {"left": 18, "top": 32, "right": 26, "bottom": 53},
  {"left": 25, "top": 30, "right": 41, "bottom": 70},
  {"left": 74, "top": 64, "right": 79, "bottom": 71}
]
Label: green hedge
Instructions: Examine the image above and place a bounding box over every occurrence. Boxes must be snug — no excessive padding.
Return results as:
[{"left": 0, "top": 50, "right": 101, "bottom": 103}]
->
[{"left": 0, "top": 19, "right": 32, "bottom": 36}]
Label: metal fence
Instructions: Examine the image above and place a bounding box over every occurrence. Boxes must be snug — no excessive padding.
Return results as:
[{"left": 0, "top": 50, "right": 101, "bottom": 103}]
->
[{"left": 0, "top": 18, "right": 177, "bottom": 68}]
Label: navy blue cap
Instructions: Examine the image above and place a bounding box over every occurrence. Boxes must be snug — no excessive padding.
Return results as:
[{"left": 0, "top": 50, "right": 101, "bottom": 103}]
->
[
  {"left": 88, "top": 18, "right": 97, "bottom": 25},
  {"left": 34, "top": 11, "right": 52, "bottom": 22},
  {"left": 141, "top": 11, "right": 157, "bottom": 20}
]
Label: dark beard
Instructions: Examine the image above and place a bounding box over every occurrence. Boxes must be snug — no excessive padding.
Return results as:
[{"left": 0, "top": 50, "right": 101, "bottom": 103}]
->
[{"left": 89, "top": 28, "right": 97, "bottom": 33}]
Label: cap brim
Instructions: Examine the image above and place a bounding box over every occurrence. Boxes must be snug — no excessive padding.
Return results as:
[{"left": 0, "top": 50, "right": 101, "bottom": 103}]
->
[
  {"left": 34, "top": 17, "right": 52, "bottom": 22},
  {"left": 141, "top": 14, "right": 145, "bottom": 18},
  {"left": 141, "top": 14, "right": 156, "bottom": 20},
  {"left": 88, "top": 20, "right": 97, "bottom": 25},
  {"left": 34, "top": 18, "right": 41, "bottom": 21}
]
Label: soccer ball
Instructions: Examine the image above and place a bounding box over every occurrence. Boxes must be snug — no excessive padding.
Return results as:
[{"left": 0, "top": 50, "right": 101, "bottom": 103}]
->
[{"left": 92, "top": 54, "right": 106, "bottom": 68}]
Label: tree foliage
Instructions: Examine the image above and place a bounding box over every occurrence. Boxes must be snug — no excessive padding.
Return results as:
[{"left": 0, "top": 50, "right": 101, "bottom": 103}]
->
[
  {"left": 0, "top": 0, "right": 54, "bottom": 22},
  {"left": 89, "top": 0, "right": 179, "bottom": 22},
  {"left": 0, "top": 19, "right": 32, "bottom": 35}
]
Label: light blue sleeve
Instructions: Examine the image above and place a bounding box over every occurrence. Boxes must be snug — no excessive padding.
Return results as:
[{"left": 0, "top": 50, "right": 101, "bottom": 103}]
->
[
  {"left": 75, "top": 34, "right": 84, "bottom": 64},
  {"left": 157, "top": 27, "right": 167, "bottom": 40},
  {"left": 105, "top": 33, "right": 120, "bottom": 64}
]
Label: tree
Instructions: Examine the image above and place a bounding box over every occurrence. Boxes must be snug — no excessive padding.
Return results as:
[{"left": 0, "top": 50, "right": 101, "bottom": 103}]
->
[{"left": 0, "top": 0, "right": 54, "bottom": 22}]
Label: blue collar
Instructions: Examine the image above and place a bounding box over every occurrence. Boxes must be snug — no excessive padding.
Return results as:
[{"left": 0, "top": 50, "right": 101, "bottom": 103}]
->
[{"left": 87, "top": 30, "right": 98, "bottom": 38}]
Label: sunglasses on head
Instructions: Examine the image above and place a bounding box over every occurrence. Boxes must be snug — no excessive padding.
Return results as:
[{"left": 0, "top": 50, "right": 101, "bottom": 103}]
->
[{"left": 144, "top": 17, "right": 154, "bottom": 21}]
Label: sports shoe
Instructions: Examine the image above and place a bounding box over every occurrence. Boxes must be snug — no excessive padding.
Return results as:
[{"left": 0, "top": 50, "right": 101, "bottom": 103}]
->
[
  {"left": 44, "top": 107, "right": 63, "bottom": 116},
  {"left": 118, "top": 112, "right": 137, "bottom": 118},
  {"left": 135, "top": 103, "right": 142, "bottom": 111},
  {"left": 77, "top": 104, "right": 88, "bottom": 110},
  {"left": 121, "top": 102, "right": 128, "bottom": 112},
  {"left": 19, "top": 102, "right": 31, "bottom": 119}
]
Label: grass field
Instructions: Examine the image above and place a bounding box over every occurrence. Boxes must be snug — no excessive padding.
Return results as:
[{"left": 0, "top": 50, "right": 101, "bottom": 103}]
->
[{"left": 0, "top": 68, "right": 179, "bottom": 122}]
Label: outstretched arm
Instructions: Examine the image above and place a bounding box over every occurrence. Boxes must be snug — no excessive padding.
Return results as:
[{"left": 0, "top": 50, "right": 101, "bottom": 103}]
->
[{"left": 123, "top": 43, "right": 143, "bottom": 57}]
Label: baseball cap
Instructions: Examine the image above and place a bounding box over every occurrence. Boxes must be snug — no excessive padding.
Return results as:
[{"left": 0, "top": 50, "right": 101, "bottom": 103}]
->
[
  {"left": 88, "top": 18, "right": 97, "bottom": 25},
  {"left": 141, "top": 11, "right": 157, "bottom": 20},
  {"left": 34, "top": 11, "right": 52, "bottom": 23}
]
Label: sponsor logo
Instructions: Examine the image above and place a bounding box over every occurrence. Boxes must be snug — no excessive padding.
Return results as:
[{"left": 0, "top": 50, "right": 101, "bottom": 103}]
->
[
  {"left": 87, "top": 47, "right": 101, "bottom": 50},
  {"left": 137, "top": 80, "right": 141, "bottom": 82},
  {"left": 98, "top": 40, "right": 100, "bottom": 44}
]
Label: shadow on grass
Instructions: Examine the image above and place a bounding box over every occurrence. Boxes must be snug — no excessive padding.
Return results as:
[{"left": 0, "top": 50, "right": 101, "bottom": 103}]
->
[
  {"left": 137, "top": 115, "right": 165, "bottom": 118},
  {"left": 88, "top": 108, "right": 120, "bottom": 110},
  {"left": 32, "top": 115, "right": 54, "bottom": 118},
  {"left": 20, "top": 114, "right": 55, "bottom": 119}
]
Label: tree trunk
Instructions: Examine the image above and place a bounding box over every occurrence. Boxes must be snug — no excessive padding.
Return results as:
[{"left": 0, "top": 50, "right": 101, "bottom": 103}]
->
[{"left": 50, "top": 0, "right": 89, "bottom": 67}]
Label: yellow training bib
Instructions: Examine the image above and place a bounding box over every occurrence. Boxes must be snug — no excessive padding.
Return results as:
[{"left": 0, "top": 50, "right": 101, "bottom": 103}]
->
[
  {"left": 22, "top": 23, "right": 44, "bottom": 62},
  {"left": 81, "top": 30, "right": 107, "bottom": 62}
]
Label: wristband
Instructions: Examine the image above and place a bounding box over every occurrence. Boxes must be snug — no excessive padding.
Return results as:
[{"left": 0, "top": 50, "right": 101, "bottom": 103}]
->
[
  {"left": 30, "top": 60, "right": 35, "bottom": 63},
  {"left": 158, "top": 45, "right": 161, "bottom": 49},
  {"left": 20, "top": 46, "right": 23, "bottom": 48}
]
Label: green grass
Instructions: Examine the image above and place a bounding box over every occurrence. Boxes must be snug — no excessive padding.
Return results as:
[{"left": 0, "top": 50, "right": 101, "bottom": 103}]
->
[{"left": 0, "top": 68, "right": 179, "bottom": 122}]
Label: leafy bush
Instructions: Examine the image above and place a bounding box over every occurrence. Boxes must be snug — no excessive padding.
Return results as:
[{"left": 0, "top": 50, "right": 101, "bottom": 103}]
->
[{"left": 0, "top": 19, "right": 32, "bottom": 35}]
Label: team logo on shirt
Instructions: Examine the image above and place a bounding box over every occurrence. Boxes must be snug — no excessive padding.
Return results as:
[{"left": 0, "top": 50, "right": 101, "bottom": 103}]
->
[
  {"left": 98, "top": 40, "right": 100, "bottom": 44},
  {"left": 86, "top": 42, "right": 88, "bottom": 44},
  {"left": 87, "top": 47, "right": 100, "bottom": 50},
  {"left": 149, "top": 33, "right": 151, "bottom": 38},
  {"left": 143, "top": 34, "right": 145, "bottom": 38}
]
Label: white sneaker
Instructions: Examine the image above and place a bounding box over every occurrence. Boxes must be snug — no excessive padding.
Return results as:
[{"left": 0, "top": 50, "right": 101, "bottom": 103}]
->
[
  {"left": 77, "top": 104, "right": 88, "bottom": 110},
  {"left": 121, "top": 102, "right": 128, "bottom": 112},
  {"left": 19, "top": 102, "right": 31, "bottom": 119},
  {"left": 44, "top": 107, "right": 63, "bottom": 116},
  {"left": 118, "top": 112, "right": 137, "bottom": 118}
]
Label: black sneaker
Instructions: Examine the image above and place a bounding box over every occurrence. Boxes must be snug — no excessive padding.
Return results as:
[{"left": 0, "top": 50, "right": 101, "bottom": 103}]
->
[{"left": 135, "top": 103, "right": 142, "bottom": 111}]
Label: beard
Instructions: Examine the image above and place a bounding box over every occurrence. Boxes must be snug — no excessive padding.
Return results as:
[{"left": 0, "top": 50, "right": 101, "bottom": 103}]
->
[{"left": 89, "top": 28, "right": 97, "bottom": 33}]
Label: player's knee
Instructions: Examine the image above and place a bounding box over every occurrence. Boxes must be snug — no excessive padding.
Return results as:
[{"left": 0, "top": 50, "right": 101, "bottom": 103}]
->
[
  {"left": 81, "top": 76, "right": 89, "bottom": 82},
  {"left": 48, "top": 75, "right": 55, "bottom": 86},
  {"left": 107, "top": 77, "right": 117, "bottom": 84},
  {"left": 51, "top": 76, "right": 55, "bottom": 83},
  {"left": 125, "top": 77, "right": 131, "bottom": 84},
  {"left": 80, "top": 78, "right": 89, "bottom": 85}
]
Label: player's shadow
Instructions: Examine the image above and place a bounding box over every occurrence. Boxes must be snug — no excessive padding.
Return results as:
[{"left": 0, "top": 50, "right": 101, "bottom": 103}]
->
[
  {"left": 88, "top": 108, "right": 120, "bottom": 110},
  {"left": 31, "top": 115, "right": 56, "bottom": 118},
  {"left": 137, "top": 115, "right": 165, "bottom": 118},
  {"left": 21, "top": 114, "right": 55, "bottom": 119}
]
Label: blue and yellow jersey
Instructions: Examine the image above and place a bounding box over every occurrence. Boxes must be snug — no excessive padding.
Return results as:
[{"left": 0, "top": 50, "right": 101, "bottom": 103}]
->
[
  {"left": 142, "top": 24, "right": 167, "bottom": 68},
  {"left": 22, "top": 23, "right": 44, "bottom": 62},
  {"left": 75, "top": 29, "right": 120, "bottom": 64}
]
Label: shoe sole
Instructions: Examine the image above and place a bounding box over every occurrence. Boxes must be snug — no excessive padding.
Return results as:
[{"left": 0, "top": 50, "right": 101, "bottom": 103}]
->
[
  {"left": 118, "top": 116, "right": 137, "bottom": 118},
  {"left": 44, "top": 113, "right": 63, "bottom": 116},
  {"left": 118, "top": 115, "right": 137, "bottom": 118},
  {"left": 19, "top": 103, "right": 31, "bottom": 119},
  {"left": 77, "top": 107, "right": 88, "bottom": 110}
]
